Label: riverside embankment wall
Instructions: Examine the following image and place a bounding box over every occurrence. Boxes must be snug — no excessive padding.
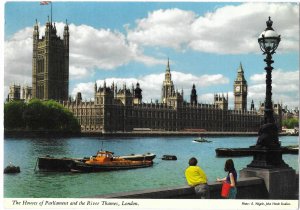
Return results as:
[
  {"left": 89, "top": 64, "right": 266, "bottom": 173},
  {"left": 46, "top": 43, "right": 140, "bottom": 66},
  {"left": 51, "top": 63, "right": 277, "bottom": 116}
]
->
[
  {"left": 4, "top": 130, "right": 292, "bottom": 138},
  {"left": 91, "top": 175, "right": 298, "bottom": 199}
]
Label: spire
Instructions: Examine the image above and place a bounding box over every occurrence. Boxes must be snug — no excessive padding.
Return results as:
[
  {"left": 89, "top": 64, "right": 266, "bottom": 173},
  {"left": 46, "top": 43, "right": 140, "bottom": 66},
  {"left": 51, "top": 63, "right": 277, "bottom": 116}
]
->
[
  {"left": 64, "top": 19, "right": 69, "bottom": 34},
  {"left": 164, "top": 58, "right": 172, "bottom": 81},
  {"left": 251, "top": 99, "right": 255, "bottom": 111},
  {"left": 33, "top": 19, "right": 39, "bottom": 37},
  {"left": 65, "top": 19, "right": 69, "bottom": 28},
  {"left": 235, "top": 62, "right": 246, "bottom": 82},
  {"left": 238, "top": 62, "right": 244, "bottom": 73},
  {"left": 167, "top": 58, "right": 170, "bottom": 72}
]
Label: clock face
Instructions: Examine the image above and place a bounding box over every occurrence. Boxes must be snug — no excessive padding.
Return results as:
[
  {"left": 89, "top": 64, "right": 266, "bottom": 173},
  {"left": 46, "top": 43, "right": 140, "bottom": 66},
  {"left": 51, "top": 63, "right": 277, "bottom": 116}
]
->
[
  {"left": 235, "top": 86, "right": 240, "bottom": 92},
  {"left": 243, "top": 86, "right": 247, "bottom": 92}
]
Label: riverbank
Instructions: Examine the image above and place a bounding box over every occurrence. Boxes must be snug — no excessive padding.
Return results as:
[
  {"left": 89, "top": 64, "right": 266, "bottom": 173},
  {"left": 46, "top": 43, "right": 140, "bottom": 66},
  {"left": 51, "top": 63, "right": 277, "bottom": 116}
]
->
[{"left": 4, "top": 130, "right": 293, "bottom": 138}]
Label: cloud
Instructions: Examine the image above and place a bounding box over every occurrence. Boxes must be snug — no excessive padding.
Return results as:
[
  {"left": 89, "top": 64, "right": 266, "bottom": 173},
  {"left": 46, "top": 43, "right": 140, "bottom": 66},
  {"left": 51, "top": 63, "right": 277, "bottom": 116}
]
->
[
  {"left": 4, "top": 27, "right": 33, "bottom": 88},
  {"left": 127, "top": 8, "right": 196, "bottom": 50},
  {"left": 249, "top": 69, "right": 299, "bottom": 108},
  {"left": 127, "top": 3, "right": 299, "bottom": 54},
  {"left": 70, "top": 71, "right": 230, "bottom": 103},
  {"left": 4, "top": 22, "right": 164, "bottom": 97}
]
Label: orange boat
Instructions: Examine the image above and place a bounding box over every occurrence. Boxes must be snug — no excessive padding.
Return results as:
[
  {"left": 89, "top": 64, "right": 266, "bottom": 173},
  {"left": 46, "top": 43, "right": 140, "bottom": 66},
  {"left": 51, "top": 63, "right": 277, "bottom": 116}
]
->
[{"left": 71, "top": 150, "right": 153, "bottom": 172}]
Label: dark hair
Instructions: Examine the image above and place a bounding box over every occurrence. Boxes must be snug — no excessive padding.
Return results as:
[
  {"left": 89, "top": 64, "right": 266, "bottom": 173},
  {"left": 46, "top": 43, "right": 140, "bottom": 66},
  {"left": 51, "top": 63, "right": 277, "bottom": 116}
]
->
[
  {"left": 224, "top": 159, "right": 235, "bottom": 172},
  {"left": 189, "top": 157, "right": 198, "bottom": 166}
]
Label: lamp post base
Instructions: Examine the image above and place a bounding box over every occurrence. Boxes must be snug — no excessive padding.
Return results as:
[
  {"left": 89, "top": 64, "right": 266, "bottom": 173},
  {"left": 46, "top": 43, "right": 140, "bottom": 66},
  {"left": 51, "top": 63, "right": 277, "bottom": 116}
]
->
[
  {"left": 247, "top": 148, "right": 289, "bottom": 169},
  {"left": 240, "top": 167, "right": 297, "bottom": 199}
]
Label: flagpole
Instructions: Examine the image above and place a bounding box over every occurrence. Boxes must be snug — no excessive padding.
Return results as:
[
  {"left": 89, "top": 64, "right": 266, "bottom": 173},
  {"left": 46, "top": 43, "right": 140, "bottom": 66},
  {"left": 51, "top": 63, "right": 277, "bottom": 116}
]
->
[{"left": 50, "top": 1, "right": 52, "bottom": 24}]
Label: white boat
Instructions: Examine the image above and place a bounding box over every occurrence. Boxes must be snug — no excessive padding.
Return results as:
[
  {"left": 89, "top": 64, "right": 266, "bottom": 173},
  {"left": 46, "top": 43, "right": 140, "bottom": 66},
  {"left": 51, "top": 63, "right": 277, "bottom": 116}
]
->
[{"left": 193, "top": 137, "right": 212, "bottom": 143}]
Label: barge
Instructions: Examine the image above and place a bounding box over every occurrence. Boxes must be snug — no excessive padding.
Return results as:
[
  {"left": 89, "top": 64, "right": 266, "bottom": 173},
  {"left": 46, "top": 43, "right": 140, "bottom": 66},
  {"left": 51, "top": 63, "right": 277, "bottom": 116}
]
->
[{"left": 215, "top": 145, "right": 298, "bottom": 157}]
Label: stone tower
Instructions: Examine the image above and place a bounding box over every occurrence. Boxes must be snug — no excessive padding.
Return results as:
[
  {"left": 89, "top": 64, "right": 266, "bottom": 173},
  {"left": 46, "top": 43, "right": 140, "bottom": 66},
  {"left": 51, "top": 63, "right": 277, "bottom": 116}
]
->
[
  {"left": 8, "top": 84, "right": 21, "bottom": 101},
  {"left": 214, "top": 93, "right": 228, "bottom": 110},
  {"left": 32, "top": 18, "right": 69, "bottom": 101},
  {"left": 190, "top": 84, "right": 197, "bottom": 105},
  {"left": 161, "top": 59, "right": 175, "bottom": 104},
  {"left": 234, "top": 63, "right": 248, "bottom": 111},
  {"left": 133, "top": 83, "right": 142, "bottom": 105}
]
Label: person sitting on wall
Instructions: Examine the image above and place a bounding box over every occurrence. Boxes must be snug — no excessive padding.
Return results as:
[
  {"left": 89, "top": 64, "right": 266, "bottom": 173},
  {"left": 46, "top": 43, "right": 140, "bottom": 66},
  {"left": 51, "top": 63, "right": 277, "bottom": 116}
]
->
[
  {"left": 216, "top": 159, "right": 238, "bottom": 199},
  {"left": 185, "top": 157, "right": 209, "bottom": 198}
]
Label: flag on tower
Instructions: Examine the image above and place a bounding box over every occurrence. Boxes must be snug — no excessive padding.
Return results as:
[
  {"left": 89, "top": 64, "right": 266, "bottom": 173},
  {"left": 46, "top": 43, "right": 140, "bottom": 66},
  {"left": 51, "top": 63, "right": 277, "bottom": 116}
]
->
[{"left": 40, "top": 1, "right": 51, "bottom": 5}]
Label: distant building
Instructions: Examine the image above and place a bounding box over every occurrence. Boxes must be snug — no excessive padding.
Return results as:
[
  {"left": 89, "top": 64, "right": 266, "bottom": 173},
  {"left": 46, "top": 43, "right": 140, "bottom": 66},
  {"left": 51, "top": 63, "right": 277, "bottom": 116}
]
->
[
  {"left": 258, "top": 102, "right": 283, "bottom": 131},
  {"left": 7, "top": 84, "right": 32, "bottom": 102},
  {"left": 63, "top": 61, "right": 281, "bottom": 133},
  {"left": 32, "top": 18, "right": 69, "bottom": 101},
  {"left": 22, "top": 86, "right": 33, "bottom": 102},
  {"left": 282, "top": 106, "right": 299, "bottom": 121},
  {"left": 8, "top": 84, "right": 21, "bottom": 101}
]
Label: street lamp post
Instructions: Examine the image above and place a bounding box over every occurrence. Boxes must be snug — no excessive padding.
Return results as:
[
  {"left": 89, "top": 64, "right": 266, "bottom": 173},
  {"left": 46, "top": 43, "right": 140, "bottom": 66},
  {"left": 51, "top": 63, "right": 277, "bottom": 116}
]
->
[
  {"left": 255, "top": 16, "right": 281, "bottom": 149},
  {"left": 247, "top": 17, "right": 288, "bottom": 168},
  {"left": 240, "top": 17, "right": 296, "bottom": 199}
]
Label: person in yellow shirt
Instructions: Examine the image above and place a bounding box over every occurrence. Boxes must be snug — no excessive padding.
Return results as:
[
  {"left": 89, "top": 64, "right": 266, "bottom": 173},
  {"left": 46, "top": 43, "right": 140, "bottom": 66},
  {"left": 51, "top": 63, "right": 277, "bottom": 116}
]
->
[{"left": 185, "top": 157, "right": 209, "bottom": 198}]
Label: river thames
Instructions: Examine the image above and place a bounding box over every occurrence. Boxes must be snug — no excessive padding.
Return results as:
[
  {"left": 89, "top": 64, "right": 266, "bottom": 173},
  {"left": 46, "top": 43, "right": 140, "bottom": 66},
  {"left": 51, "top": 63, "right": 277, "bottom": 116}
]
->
[{"left": 4, "top": 135, "right": 298, "bottom": 198}]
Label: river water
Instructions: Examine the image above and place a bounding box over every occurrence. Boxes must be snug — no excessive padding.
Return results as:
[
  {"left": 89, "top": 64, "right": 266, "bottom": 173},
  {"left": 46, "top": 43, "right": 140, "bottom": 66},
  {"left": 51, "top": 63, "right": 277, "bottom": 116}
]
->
[{"left": 4, "top": 136, "right": 298, "bottom": 198}]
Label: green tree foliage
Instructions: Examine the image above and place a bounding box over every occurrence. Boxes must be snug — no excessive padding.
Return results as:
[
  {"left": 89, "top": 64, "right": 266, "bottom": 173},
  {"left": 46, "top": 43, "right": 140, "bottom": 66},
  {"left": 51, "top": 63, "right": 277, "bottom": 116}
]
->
[
  {"left": 282, "top": 118, "right": 299, "bottom": 129},
  {"left": 4, "top": 101, "right": 26, "bottom": 129},
  {"left": 4, "top": 99, "right": 80, "bottom": 132}
]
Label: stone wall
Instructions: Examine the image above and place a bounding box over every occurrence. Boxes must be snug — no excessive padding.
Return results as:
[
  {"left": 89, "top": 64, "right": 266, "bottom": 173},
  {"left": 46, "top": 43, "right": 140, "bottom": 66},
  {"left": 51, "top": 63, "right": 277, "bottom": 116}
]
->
[{"left": 89, "top": 177, "right": 270, "bottom": 199}]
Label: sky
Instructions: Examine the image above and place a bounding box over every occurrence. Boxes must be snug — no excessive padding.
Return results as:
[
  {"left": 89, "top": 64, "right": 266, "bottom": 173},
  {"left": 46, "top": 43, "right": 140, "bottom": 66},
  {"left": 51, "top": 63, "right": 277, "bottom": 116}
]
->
[{"left": 3, "top": 1, "right": 299, "bottom": 110}]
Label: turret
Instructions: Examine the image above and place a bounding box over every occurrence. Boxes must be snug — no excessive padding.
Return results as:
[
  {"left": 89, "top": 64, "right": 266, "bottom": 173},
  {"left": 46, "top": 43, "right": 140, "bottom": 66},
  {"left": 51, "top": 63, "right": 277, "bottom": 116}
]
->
[
  {"left": 190, "top": 84, "right": 197, "bottom": 105},
  {"left": 94, "top": 82, "right": 97, "bottom": 93},
  {"left": 63, "top": 19, "right": 70, "bottom": 47},
  {"left": 33, "top": 19, "right": 39, "bottom": 41},
  {"left": 251, "top": 100, "right": 255, "bottom": 111},
  {"left": 45, "top": 16, "right": 51, "bottom": 39},
  {"left": 133, "top": 82, "right": 142, "bottom": 105}
]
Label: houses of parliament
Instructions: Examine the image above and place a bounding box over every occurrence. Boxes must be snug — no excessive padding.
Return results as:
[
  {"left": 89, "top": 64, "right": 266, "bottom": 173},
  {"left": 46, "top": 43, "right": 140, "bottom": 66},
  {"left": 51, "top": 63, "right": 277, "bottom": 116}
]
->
[{"left": 8, "top": 19, "right": 282, "bottom": 133}]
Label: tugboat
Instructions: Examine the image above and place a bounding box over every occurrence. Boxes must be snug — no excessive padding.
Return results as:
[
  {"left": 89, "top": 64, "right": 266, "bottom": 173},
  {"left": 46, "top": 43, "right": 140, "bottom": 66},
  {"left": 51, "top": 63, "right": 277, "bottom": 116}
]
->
[{"left": 71, "top": 150, "right": 153, "bottom": 172}]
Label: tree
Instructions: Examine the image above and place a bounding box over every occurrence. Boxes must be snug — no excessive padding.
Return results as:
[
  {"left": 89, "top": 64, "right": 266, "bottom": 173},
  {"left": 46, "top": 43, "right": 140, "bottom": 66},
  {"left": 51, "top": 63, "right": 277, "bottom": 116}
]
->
[
  {"left": 5, "top": 99, "right": 80, "bottom": 132},
  {"left": 23, "top": 99, "right": 48, "bottom": 130},
  {"left": 282, "top": 118, "right": 299, "bottom": 129},
  {"left": 4, "top": 101, "right": 26, "bottom": 129}
]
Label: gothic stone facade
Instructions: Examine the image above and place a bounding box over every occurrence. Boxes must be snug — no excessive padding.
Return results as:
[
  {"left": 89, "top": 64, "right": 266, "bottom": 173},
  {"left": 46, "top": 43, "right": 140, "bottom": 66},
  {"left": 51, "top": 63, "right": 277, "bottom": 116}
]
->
[
  {"left": 63, "top": 62, "right": 282, "bottom": 133},
  {"left": 32, "top": 19, "right": 69, "bottom": 101}
]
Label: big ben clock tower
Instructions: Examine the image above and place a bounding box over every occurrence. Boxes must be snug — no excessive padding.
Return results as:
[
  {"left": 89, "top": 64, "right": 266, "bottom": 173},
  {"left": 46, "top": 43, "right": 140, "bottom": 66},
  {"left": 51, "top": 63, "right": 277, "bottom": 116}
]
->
[{"left": 234, "top": 63, "right": 248, "bottom": 111}]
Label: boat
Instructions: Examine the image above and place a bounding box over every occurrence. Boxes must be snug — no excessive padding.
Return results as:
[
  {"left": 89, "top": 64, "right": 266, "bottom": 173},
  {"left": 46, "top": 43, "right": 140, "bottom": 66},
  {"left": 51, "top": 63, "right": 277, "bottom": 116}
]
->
[
  {"left": 119, "top": 152, "right": 156, "bottom": 161},
  {"left": 193, "top": 137, "right": 212, "bottom": 143},
  {"left": 71, "top": 150, "right": 153, "bottom": 172},
  {"left": 215, "top": 148, "right": 254, "bottom": 157},
  {"left": 215, "top": 145, "right": 299, "bottom": 157},
  {"left": 4, "top": 163, "right": 20, "bottom": 174},
  {"left": 161, "top": 155, "right": 177, "bottom": 160},
  {"left": 37, "top": 155, "right": 85, "bottom": 172}
]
